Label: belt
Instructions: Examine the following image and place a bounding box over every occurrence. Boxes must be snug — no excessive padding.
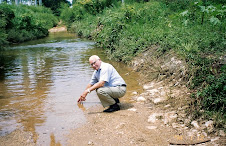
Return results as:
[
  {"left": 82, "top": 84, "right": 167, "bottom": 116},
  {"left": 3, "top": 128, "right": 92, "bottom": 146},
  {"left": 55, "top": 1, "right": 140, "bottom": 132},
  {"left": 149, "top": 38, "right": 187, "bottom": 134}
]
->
[{"left": 118, "top": 84, "right": 126, "bottom": 87}]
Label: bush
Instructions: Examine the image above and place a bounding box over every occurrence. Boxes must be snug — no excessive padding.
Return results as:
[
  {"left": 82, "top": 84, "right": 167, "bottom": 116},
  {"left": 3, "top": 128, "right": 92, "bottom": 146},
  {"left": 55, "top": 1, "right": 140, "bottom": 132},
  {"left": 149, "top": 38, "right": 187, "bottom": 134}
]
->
[{"left": 0, "top": 4, "right": 58, "bottom": 46}]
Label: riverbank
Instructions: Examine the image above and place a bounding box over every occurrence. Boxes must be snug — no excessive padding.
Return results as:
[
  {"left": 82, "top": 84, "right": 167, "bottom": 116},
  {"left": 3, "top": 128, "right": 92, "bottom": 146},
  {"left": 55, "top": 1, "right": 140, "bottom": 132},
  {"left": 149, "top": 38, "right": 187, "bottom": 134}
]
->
[
  {"left": 48, "top": 25, "right": 67, "bottom": 33},
  {"left": 66, "top": 48, "right": 225, "bottom": 145},
  {"left": 66, "top": 79, "right": 224, "bottom": 146}
]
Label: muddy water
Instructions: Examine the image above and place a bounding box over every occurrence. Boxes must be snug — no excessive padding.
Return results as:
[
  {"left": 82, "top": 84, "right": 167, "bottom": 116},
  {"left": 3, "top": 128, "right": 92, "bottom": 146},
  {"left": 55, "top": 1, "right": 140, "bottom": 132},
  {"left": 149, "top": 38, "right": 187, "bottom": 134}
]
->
[{"left": 0, "top": 32, "right": 143, "bottom": 145}]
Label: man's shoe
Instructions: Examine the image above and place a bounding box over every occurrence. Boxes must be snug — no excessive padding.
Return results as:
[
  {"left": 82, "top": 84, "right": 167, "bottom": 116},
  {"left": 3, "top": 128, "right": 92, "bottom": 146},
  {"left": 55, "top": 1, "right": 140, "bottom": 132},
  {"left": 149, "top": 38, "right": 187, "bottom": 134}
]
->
[
  {"left": 114, "top": 98, "right": 120, "bottom": 104},
  {"left": 103, "top": 104, "right": 120, "bottom": 113}
]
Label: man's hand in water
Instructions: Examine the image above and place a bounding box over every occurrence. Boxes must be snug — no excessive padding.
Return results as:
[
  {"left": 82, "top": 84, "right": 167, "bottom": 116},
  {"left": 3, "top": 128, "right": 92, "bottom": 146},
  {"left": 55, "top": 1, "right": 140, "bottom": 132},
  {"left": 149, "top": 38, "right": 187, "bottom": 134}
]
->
[{"left": 77, "top": 89, "right": 89, "bottom": 102}]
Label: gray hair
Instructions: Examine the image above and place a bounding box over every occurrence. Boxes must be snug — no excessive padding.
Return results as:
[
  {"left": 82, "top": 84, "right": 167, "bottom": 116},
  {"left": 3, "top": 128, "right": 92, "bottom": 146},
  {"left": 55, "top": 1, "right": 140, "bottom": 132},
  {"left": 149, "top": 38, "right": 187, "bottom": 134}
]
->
[{"left": 89, "top": 55, "right": 100, "bottom": 61}]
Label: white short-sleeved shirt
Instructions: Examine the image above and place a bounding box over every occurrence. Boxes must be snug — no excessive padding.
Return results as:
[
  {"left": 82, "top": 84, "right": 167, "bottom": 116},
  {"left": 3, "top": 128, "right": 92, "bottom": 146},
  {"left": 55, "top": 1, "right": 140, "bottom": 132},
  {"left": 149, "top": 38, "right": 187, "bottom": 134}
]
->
[{"left": 89, "top": 62, "right": 126, "bottom": 87}]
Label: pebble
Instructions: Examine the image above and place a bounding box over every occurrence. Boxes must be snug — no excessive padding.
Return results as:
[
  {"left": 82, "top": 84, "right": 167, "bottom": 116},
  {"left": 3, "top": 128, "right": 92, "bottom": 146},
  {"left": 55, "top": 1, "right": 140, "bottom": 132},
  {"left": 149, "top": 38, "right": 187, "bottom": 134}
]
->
[
  {"left": 143, "top": 83, "right": 154, "bottom": 90},
  {"left": 164, "top": 104, "right": 171, "bottom": 108},
  {"left": 205, "top": 120, "right": 214, "bottom": 133},
  {"left": 191, "top": 121, "right": 200, "bottom": 129},
  {"left": 137, "top": 96, "right": 146, "bottom": 102},
  {"left": 147, "top": 89, "right": 159, "bottom": 95},
  {"left": 219, "top": 130, "right": 225, "bottom": 137},
  {"left": 131, "top": 91, "right": 138, "bottom": 95},
  {"left": 211, "top": 137, "right": 220, "bottom": 142},
  {"left": 152, "top": 97, "right": 166, "bottom": 104},
  {"left": 128, "top": 108, "right": 137, "bottom": 112},
  {"left": 88, "top": 141, "right": 94, "bottom": 145},
  {"left": 146, "top": 126, "right": 157, "bottom": 130},
  {"left": 148, "top": 113, "right": 163, "bottom": 123}
]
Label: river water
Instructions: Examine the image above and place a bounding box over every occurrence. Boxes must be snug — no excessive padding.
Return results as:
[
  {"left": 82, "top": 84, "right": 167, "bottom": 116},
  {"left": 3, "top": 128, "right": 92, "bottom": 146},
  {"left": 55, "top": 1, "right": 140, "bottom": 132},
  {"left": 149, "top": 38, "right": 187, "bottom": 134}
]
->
[{"left": 0, "top": 32, "right": 143, "bottom": 145}]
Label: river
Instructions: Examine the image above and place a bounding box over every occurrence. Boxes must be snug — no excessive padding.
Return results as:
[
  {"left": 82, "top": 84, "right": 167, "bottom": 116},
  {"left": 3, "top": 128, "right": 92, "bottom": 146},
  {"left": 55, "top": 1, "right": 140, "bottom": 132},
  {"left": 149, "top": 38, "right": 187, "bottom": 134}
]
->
[{"left": 0, "top": 32, "right": 143, "bottom": 145}]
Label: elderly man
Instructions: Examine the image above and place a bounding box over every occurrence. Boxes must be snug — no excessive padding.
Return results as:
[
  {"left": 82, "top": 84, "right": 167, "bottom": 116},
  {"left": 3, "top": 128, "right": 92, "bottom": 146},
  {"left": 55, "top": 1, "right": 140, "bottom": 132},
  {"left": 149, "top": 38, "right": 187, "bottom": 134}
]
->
[{"left": 78, "top": 55, "right": 127, "bottom": 112}]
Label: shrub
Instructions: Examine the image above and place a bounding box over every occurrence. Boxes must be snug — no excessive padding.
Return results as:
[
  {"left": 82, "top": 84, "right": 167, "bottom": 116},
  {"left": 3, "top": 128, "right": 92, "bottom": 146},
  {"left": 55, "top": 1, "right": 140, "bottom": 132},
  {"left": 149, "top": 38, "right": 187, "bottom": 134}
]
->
[{"left": 0, "top": 3, "right": 58, "bottom": 46}]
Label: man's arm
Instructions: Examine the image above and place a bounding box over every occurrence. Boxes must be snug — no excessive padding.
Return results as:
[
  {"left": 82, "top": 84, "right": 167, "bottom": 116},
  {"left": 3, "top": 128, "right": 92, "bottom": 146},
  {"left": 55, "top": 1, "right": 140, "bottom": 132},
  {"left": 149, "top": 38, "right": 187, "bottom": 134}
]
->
[{"left": 77, "top": 81, "right": 105, "bottom": 102}]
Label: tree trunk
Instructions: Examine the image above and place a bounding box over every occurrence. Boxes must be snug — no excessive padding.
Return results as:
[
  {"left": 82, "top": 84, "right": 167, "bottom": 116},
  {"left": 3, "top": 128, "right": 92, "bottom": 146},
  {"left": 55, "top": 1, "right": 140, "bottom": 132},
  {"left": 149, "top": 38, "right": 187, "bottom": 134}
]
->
[
  {"left": 15, "top": 0, "right": 19, "bottom": 5},
  {"left": 39, "top": 0, "right": 42, "bottom": 5}
]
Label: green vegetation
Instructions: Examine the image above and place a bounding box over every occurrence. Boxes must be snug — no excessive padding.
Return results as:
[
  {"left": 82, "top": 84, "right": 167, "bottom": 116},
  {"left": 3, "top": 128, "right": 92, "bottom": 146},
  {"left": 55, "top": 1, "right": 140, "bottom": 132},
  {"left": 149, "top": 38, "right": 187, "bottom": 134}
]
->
[
  {"left": 0, "top": 3, "right": 58, "bottom": 48},
  {"left": 42, "top": 0, "right": 70, "bottom": 16},
  {"left": 60, "top": 0, "right": 225, "bottom": 129}
]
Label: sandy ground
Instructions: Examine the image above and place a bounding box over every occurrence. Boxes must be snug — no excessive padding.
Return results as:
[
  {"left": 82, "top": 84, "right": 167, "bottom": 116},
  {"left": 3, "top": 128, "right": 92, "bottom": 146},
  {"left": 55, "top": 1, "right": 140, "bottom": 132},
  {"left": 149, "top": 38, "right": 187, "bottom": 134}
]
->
[
  {"left": 66, "top": 101, "right": 219, "bottom": 146},
  {"left": 67, "top": 102, "right": 175, "bottom": 146},
  {"left": 48, "top": 26, "right": 67, "bottom": 33},
  {"left": 66, "top": 80, "right": 224, "bottom": 146}
]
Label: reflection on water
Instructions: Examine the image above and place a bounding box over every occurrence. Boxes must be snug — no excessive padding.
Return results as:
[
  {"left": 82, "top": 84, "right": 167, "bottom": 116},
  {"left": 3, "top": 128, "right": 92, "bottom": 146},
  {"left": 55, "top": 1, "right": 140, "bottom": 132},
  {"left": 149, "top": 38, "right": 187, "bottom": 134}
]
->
[{"left": 0, "top": 32, "right": 143, "bottom": 145}]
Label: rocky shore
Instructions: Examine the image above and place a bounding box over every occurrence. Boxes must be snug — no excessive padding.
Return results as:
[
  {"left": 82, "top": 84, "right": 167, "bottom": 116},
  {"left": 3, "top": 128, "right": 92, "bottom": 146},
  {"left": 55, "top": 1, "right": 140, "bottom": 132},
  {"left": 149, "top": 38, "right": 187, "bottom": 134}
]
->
[{"left": 66, "top": 79, "right": 225, "bottom": 146}]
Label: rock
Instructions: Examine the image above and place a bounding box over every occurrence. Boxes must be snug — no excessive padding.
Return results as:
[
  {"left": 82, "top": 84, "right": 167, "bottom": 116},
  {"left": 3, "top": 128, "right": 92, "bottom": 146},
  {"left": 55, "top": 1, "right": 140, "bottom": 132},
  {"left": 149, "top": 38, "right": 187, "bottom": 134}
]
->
[
  {"left": 152, "top": 97, "right": 166, "bottom": 104},
  {"left": 116, "top": 123, "right": 126, "bottom": 129},
  {"left": 137, "top": 96, "right": 146, "bottom": 102},
  {"left": 187, "top": 129, "right": 198, "bottom": 138},
  {"left": 164, "top": 104, "right": 171, "bottom": 108},
  {"left": 211, "top": 137, "right": 220, "bottom": 142},
  {"left": 148, "top": 113, "right": 163, "bottom": 123},
  {"left": 205, "top": 120, "right": 214, "bottom": 133},
  {"left": 146, "top": 126, "right": 157, "bottom": 130},
  {"left": 147, "top": 89, "right": 159, "bottom": 95},
  {"left": 128, "top": 108, "right": 137, "bottom": 112},
  {"left": 219, "top": 130, "right": 225, "bottom": 137},
  {"left": 163, "top": 111, "right": 177, "bottom": 125},
  {"left": 143, "top": 83, "right": 154, "bottom": 90},
  {"left": 172, "top": 123, "right": 180, "bottom": 129},
  {"left": 88, "top": 141, "right": 94, "bottom": 145},
  {"left": 202, "top": 132, "right": 208, "bottom": 137},
  {"left": 131, "top": 91, "right": 138, "bottom": 96},
  {"left": 191, "top": 121, "right": 200, "bottom": 129}
]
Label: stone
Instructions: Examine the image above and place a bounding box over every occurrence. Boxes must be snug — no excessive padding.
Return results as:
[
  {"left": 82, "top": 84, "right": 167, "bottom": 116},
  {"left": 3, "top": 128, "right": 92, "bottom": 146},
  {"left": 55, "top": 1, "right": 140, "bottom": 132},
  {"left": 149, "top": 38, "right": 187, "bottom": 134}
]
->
[
  {"left": 147, "top": 89, "right": 159, "bottom": 95},
  {"left": 146, "top": 126, "right": 157, "bottom": 130},
  {"left": 152, "top": 97, "right": 166, "bottom": 104},
  {"left": 131, "top": 91, "right": 138, "bottom": 96},
  {"left": 148, "top": 113, "right": 162, "bottom": 123},
  {"left": 164, "top": 104, "right": 171, "bottom": 108},
  {"left": 116, "top": 123, "right": 126, "bottom": 129},
  {"left": 211, "top": 137, "right": 220, "bottom": 142},
  {"left": 191, "top": 121, "right": 200, "bottom": 129},
  {"left": 88, "top": 141, "right": 94, "bottom": 145},
  {"left": 137, "top": 96, "right": 146, "bottom": 102},
  {"left": 128, "top": 108, "right": 137, "bottom": 112},
  {"left": 143, "top": 83, "right": 154, "bottom": 90},
  {"left": 205, "top": 120, "right": 214, "bottom": 133},
  {"left": 163, "top": 111, "right": 177, "bottom": 125},
  {"left": 219, "top": 130, "right": 225, "bottom": 137},
  {"left": 172, "top": 123, "right": 180, "bottom": 129}
]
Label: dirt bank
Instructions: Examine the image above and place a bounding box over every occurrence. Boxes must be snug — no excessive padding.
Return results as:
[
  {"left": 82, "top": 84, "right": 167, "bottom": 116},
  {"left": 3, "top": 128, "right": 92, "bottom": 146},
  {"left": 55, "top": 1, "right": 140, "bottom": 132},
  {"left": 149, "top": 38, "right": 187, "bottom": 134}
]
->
[
  {"left": 66, "top": 80, "right": 224, "bottom": 146},
  {"left": 48, "top": 25, "right": 67, "bottom": 33},
  {"left": 66, "top": 47, "right": 224, "bottom": 146}
]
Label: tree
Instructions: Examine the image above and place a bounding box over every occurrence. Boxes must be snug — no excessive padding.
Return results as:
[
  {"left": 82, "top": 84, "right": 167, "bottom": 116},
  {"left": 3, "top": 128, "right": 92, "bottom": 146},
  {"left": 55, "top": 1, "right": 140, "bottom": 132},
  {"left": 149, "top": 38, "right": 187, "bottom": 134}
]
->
[{"left": 42, "top": 0, "right": 70, "bottom": 16}]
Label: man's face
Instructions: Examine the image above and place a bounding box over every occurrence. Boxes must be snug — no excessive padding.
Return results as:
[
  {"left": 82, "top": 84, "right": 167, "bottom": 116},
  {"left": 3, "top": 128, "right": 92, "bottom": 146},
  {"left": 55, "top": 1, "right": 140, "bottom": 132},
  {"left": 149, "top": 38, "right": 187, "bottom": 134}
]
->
[{"left": 89, "top": 59, "right": 101, "bottom": 70}]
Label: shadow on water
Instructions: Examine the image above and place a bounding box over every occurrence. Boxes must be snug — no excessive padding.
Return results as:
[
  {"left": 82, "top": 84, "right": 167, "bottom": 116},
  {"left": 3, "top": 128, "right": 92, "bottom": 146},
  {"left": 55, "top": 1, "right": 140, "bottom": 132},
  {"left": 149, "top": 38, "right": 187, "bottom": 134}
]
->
[{"left": 0, "top": 32, "right": 143, "bottom": 145}]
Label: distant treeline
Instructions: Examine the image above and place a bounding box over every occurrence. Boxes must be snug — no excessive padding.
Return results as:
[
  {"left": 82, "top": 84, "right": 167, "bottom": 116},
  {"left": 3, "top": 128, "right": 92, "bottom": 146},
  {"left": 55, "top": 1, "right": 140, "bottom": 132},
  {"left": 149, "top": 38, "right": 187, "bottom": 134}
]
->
[
  {"left": 0, "top": 3, "right": 58, "bottom": 48},
  {"left": 60, "top": 0, "right": 225, "bottom": 129}
]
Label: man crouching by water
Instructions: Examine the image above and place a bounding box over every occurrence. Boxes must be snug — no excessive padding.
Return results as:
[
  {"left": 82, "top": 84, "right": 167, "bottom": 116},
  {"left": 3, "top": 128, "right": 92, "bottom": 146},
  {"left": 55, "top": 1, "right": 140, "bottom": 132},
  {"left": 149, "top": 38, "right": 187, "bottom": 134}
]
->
[{"left": 77, "top": 55, "right": 127, "bottom": 113}]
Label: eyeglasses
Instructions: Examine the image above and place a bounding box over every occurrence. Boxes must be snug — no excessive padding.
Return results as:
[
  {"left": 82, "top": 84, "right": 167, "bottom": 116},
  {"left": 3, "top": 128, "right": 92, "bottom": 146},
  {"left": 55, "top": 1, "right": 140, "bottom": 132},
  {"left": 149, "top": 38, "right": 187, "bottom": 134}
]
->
[{"left": 90, "top": 60, "right": 97, "bottom": 66}]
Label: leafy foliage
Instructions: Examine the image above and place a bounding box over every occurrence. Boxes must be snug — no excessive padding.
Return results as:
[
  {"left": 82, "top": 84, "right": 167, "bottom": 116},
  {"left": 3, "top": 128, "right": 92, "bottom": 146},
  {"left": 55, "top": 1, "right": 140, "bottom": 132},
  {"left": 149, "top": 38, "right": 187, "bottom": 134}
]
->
[
  {"left": 42, "top": 0, "right": 70, "bottom": 16},
  {"left": 0, "top": 3, "right": 58, "bottom": 47}
]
